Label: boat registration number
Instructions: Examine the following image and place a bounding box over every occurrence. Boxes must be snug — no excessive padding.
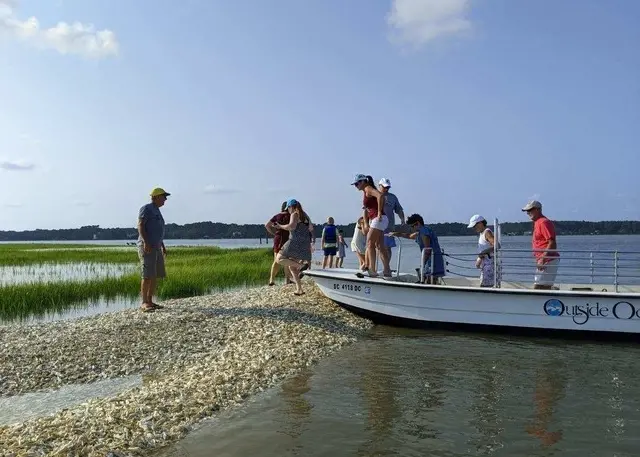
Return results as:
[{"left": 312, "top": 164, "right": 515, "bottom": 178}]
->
[{"left": 333, "top": 283, "right": 362, "bottom": 292}]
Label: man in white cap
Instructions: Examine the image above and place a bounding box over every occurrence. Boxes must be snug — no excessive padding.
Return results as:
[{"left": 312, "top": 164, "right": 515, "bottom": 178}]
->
[
  {"left": 522, "top": 200, "right": 559, "bottom": 289},
  {"left": 378, "top": 177, "right": 405, "bottom": 277}
]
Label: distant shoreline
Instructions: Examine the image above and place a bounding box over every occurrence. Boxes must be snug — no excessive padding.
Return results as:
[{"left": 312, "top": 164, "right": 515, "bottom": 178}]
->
[{"left": 1, "top": 219, "right": 638, "bottom": 241}]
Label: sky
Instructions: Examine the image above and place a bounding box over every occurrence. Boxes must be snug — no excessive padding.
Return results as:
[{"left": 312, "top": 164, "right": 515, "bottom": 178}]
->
[{"left": 0, "top": 0, "right": 639, "bottom": 231}]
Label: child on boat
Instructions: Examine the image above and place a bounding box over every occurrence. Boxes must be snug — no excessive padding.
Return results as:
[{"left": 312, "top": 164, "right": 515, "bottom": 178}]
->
[
  {"left": 388, "top": 213, "right": 445, "bottom": 284},
  {"left": 350, "top": 217, "right": 367, "bottom": 269}
]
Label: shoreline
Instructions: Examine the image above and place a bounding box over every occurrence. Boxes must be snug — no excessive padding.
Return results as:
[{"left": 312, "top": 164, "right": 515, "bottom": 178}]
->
[{"left": 0, "top": 281, "right": 373, "bottom": 456}]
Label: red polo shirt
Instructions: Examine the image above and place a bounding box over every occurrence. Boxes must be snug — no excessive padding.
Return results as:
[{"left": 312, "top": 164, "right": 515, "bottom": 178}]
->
[{"left": 533, "top": 216, "right": 559, "bottom": 263}]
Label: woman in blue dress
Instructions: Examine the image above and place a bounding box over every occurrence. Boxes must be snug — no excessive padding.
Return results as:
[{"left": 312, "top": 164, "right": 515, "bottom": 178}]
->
[{"left": 388, "top": 213, "right": 445, "bottom": 284}]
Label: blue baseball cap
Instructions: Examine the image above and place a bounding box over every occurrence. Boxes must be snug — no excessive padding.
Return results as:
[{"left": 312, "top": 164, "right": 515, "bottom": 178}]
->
[
  {"left": 285, "top": 198, "right": 298, "bottom": 208},
  {"left": 351, "top": 174, "right": 367, "bottom": 185}
]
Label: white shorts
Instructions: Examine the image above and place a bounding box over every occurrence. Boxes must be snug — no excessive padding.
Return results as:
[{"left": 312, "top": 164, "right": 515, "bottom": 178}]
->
[
  {"left": 369, "top": 215, "right": 389, "bottom": 232},
  {"left": 534, "top": 258, "right": 560, "bottom": 286}
]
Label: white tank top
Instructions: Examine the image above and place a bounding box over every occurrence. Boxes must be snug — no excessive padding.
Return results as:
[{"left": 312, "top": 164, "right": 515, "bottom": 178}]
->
[{"left": 478, "top": 228, "right": 492, "bottom": 254}]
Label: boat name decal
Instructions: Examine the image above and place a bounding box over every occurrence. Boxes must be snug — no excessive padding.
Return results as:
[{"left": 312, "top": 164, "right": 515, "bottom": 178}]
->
[
  {"left": 332, "top": 283, "right": 363, "bottom": 292},
  {"left": 543, "top": 299, "right": 640, "bottom": 325}
]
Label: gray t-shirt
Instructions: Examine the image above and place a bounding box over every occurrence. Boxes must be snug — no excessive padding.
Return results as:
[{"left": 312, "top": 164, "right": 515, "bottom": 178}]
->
[
  {"left": 383, "top": 192, "right": 403, "bottom": 230},
  {"left": 138, "top": 203, "right": 165, "bottom": 247}
]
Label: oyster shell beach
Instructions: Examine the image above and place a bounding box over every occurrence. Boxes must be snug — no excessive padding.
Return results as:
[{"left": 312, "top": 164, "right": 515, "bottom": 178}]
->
[{"left": 0, "top": 281, "right": 372, "bottom": 456}]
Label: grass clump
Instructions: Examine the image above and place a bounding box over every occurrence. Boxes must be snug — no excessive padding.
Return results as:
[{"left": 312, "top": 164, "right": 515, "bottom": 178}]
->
[{"left": 0, "top": 245, "right": 275, "bottom": 321}]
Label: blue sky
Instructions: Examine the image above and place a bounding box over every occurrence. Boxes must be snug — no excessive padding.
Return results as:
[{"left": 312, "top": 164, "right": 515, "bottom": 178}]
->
[{"left": 1, "top": 0, "right": 638, "bottom": 231}]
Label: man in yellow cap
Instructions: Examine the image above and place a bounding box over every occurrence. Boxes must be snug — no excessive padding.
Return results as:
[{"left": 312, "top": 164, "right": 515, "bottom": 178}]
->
[{"left": 137, "top": 187, "right": 170, "bottom": 312}]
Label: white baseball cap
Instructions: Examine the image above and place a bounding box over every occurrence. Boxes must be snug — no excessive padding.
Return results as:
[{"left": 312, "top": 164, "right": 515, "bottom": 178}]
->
[
  {"left": 378, "top": 177, "right": 391, "bottom": 188},
  {"left": 467, "top": 214, "right": 486, "bottom": 228},
  {"left": 522, "top": 200, "right": 542, "bottom": 211}
]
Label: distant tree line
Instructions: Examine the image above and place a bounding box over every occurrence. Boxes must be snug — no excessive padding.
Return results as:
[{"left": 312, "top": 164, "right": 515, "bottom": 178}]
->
[{"left": 0, "top": 220, "right": 639, "bottom": 242}]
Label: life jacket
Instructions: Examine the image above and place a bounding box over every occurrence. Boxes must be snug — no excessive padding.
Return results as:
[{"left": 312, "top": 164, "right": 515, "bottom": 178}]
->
[{"left": 323, "top": 224, "right": 337, "bottom": 247}]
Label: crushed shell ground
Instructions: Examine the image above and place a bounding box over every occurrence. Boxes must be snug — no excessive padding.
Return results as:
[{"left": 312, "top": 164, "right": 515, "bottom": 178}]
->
[{"left": 0, "top": 280, "right": 373, "bottom": 457}]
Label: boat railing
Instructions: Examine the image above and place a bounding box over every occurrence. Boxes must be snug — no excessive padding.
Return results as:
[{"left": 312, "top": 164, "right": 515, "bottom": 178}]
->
[
  {"left": 441, "top": 248, "right": 640, "bottom": 291},
  {"left": 384, "top": 222, "right": 640, "bottom": 291},
  {"left": 439, "top": 219, "right": 640, "bottom": 292}
]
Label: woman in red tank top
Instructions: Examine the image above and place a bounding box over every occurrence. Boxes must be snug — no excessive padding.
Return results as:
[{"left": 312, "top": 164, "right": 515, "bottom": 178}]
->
[{"left": 352, "top": 174, "right": 390, "bottom": 278}]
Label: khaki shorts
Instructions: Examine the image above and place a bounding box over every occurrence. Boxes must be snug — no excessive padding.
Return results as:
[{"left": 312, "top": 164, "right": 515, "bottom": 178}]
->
[
  {"left": 138, "top": 246, "right": 166, "bottom": 279},
  {"left": 534, "top": 258, "right": 559, "bottom": 286}
]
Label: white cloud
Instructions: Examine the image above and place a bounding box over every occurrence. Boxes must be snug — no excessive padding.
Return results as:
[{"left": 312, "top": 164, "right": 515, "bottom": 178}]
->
[
  {"left": 386, "top": 0, "right": 472, "bottom": 49},
  {"left": 0, "top": 0, "right": 118, "bottom": 59},
  {"left": 203, "top": 185, "right": 240, "bottom": 195},
  {"left": 0, "top": 159, "right": 35, "bottom": 171},
  {"left": 3, "top": 202, "right": 23, "bottom": 208},
  {"left": 74, "top": 201, "right": 91, "bottom": 207}
]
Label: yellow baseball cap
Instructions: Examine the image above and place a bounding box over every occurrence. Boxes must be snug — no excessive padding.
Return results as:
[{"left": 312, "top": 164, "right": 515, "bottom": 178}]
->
[{"left": 150, "top": 187, "right": 171, "bottom": 197}]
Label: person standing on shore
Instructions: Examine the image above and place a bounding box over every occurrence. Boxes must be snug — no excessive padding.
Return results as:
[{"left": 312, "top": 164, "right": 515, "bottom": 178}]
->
[
  {"left": 265, "top": 201, "right": 292, "bottom": 286},
  {"left": 274, "top": 199, "right": 315, "bottom": 295},
  {"left": 137, "top": 187, "right": 169, "bottom": 312},
  {"left": 522, "top": 200, "right": 560, "bottom": 289},
  {"left": 336, "top": 230, "right": 348, "bottom": 268},
  {"left": 321, "top": 216, "right": 338, "bottom": 269},
  {"left": 378, "top": 177, "right": 405, "bottom": 277}
]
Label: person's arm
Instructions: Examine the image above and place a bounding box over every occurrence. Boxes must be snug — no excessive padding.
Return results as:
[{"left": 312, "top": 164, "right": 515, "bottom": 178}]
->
[
  {"left": 362, "top": 208, "right": 370, "bottom": 234},
  {"left": 478, "top": 230, "right": 496, "bottom": 257},
  {"left": 308, "top": 221, "right": 315, "bottom": 244},
  {"left": 420, "top": 233, "right": 433, "bottom": 260},
  {"left": 321, "top": 227, "right": 326, "bottom": 249},
  {"left": 394, "top": 198, "right": 405, "bottom": 225},
  {"left": 387, "top": 230, "right": 418, "bottom": 240},
  {"left": 137, "top": 206, "right": 151, "bottom": 253},
  {"left": 264, "top": 217, "right": 278, "bottom": 236},
  {"left": 276, "top": 212, "right": 299, "bottom": 231},
  {"left": 371, "top": 188, "right": 386, "bottom": 218}
]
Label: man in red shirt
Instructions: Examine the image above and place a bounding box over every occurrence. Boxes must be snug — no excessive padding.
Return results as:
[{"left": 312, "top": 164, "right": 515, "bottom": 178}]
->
[{"left": 522, "top": 200, "right": 560, "bottom": 289}]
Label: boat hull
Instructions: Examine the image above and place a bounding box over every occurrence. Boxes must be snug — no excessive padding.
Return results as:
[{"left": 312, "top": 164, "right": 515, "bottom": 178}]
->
[{"left": 305, "top": 269, "right": 640, "bottom": 338}]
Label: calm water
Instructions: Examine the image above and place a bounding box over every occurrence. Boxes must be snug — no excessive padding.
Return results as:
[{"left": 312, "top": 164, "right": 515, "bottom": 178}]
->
[
  {"left": 162, "top": 327, "right": 640, "bottom": 457},
  {"left": 0, "top": 262, "right": 137, "bottom": 286}
]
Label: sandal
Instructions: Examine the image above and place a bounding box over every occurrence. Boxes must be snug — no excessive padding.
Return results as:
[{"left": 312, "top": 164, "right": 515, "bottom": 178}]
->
[
  {"left": 141, "top": 305, "right": 155, "bottom": 313},
  {"left": 151, "top": 303, "right": 164, "bottom": 309},
  {"left": 268, "top": 282, "right": 275, "bottom": 286},
  {"left": 294, "top": 291, "right": 305, "bottom": 296}
]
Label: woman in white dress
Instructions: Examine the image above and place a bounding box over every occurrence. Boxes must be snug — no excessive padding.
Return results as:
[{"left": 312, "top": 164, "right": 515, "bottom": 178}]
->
[{"left": 468, "top": 214, "right": 501, "bottom": 287}]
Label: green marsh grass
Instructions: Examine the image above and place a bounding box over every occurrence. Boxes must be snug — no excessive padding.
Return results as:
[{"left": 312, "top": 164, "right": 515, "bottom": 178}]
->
[{"left": 0, "top": 245, "right": 275, "bottom": 321}]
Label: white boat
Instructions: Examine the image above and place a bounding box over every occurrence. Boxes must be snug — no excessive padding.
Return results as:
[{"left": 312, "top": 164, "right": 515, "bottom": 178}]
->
[{"left": 304, "top": 220, "right": 640, "bottom": 339}]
